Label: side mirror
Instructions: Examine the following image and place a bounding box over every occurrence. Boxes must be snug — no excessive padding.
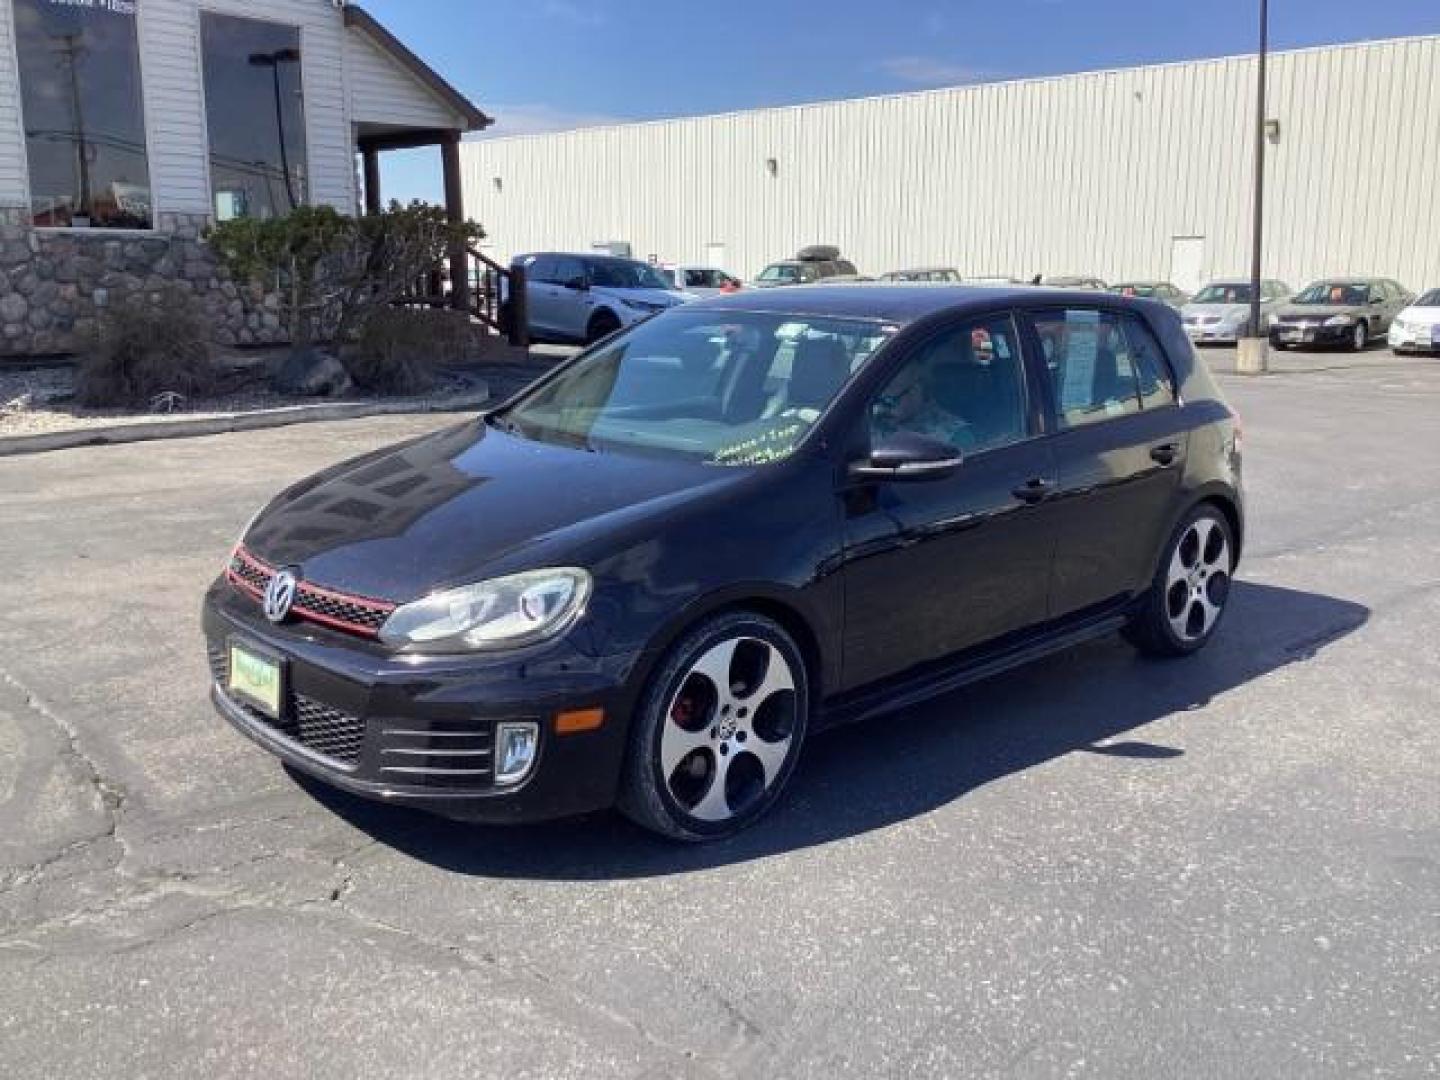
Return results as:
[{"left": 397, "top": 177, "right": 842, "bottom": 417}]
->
[
  {"left": 849, "top": 432, "right": 963, "bottom": 482},
  {"left": 1371, "top": 296, "right": 1385, "bottom": 305}
]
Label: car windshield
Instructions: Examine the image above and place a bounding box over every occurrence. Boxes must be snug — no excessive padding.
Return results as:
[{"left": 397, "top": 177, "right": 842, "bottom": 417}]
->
[
  {"left": 757, "top": 264, "right": 801, "bottom": 283},
  {"left": 588, "top": 259, "right": 673, "bottom": 290},
  {"left": 1415, "top": 289, "right": 1440, "bottom": 307},
  {"left": 496, "top": 310, "right": 893, "bottom": 465},
  {"left": 1294, "top": 282, "right": 1369, "bottom": 305},
  {"left": 1192, "top": 284, "right": 1253, "bottom": 304}
]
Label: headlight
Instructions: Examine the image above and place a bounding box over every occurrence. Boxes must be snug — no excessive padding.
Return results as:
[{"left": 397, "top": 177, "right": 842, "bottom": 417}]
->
[
  {"left": 1325, "top": 314, "right": 1354, "bottom": 326},
  {"left": 379, "top": 568, "right": 592, "bottom": 653},
  {"left": 225, "top": 507, "right": 265, "bottom": 569}
]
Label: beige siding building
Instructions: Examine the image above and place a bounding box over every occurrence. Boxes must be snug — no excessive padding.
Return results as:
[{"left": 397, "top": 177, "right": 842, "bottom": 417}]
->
[
  {"left": 462, "top": 35, "right": 1440, "bottom": 293},
  {"left": 0, "top": 0, "right": 486, "bottom": 356}
]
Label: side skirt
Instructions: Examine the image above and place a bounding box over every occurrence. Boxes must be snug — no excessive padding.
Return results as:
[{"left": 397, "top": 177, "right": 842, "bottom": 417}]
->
[{"left": 818, "top": 606, "right": 1133, "bottom": 731}]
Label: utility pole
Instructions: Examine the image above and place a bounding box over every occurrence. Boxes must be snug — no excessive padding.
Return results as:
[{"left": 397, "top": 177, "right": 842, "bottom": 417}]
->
[
  {"left": 249, "top": 48, "right": 302, "bottom": 211},
  {"left": 1238, "top": 0, "right": 1271, "bottom": 374},
  {"left": 54, "top": 33, "right": 92, "bottom": 222}
]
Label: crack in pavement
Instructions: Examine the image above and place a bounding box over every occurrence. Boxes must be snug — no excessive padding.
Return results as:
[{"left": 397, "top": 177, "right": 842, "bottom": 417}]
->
[{"left": 0, "top": 667, "right": 130, "bottom": 892}]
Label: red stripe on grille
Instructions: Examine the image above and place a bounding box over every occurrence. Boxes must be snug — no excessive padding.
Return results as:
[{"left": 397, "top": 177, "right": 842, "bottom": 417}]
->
[{"left": 227, "top": 546, "right": 397, "bottom": 640}]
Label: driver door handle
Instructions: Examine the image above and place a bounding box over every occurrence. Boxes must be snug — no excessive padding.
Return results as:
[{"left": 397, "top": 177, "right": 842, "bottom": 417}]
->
[
  {"left": 1150, "top": 443, "right": 1180, "bottom": 467},
  {"left": 1012, "top": 477, "right": 1055, "bottom": 503}
]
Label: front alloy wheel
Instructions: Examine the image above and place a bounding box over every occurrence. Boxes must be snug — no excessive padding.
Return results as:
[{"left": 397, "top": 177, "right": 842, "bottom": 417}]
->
[
  {"left": 619, "top": 613, "right": 808, "bottom": 840},
  {"left": 1126, "top": 505, "right": 1235, "bottom": 657},
  {"left": 1351, "top": 321, "right": 1368, "bottom": 352}
]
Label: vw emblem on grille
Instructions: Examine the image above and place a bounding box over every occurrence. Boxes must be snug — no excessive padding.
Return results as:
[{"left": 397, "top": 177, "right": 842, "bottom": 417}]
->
[{"left": 263, "top": 569, "right": 299, "bottom": 623}]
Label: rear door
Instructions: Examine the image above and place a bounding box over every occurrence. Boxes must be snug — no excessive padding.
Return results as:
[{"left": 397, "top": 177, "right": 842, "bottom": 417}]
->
[
  {"left": 1022, "top": 305, "right": 1189, "bottom": 618},
  {"left": 839, "top": 312, "right": 1060, "bottom": 689},
  {"left": 523, "top": 256, "right": 561, "bottom": 337}
]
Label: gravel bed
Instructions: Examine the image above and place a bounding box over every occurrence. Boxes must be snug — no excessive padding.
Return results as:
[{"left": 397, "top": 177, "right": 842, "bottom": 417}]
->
[{"left": 0, "top": 366, "right": 485, "bottom": 438}]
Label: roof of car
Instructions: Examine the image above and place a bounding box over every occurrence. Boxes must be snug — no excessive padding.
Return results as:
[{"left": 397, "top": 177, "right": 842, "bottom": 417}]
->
[
  {"left": 519, "top": 252, "right": 648, "bottom": 266},
  {"left": 685, "top": 283, "right": 1153, "bottom": 324}
]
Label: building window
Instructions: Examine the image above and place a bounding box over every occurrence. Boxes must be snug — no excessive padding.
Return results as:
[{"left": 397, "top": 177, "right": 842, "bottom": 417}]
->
[
  {"left": 201, "top": 13, "right": 308, "bottom": 221},
  {"left": 14, "top": 0, "right": 152, "bottom": 229}
]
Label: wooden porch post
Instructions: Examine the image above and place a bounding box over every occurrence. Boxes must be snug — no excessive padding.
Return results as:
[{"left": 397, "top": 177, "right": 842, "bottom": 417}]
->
[
  {"left": 361, "top": 144, "right": 382, "bottom": 215},
  {"left": 441, "top": 131, "right": 469, "bottom": 313}
]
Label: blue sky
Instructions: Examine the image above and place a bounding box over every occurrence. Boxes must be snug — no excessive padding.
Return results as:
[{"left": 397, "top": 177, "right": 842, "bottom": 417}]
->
[{"left": 365, "top": 0, "right": 1440, "bottom": 203}]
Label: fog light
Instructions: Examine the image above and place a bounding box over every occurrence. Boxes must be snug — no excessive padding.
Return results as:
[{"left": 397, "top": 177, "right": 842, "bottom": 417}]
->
[{"left": 495, "top": 721, "right": 539, "bottom": 785}]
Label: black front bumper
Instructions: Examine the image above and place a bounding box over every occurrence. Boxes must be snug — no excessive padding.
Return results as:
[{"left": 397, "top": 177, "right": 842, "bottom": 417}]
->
[{"left": 203, "top": 579, "right": 639, "bottom": 823}]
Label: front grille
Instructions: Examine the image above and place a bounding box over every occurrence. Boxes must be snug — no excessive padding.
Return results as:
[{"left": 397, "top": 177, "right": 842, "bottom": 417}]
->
[
  {"left": 226, "top": 546, "right": 396, "bottom": 639},
  {"left": 208, "top": 644, "right": 365, "bottom": 768},
  {"left": 379, "top": 721, "right": 495, "bottom": 788},
  {"left": 292, "top": 585, "right": 391, "bottom": 633}
]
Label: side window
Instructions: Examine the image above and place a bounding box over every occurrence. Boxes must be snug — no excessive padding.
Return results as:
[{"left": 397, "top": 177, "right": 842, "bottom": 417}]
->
[
  {"left": 553, "top": 257, "right": 586, "bottom": 287},
  {"left": 526, "top": 256, "right": 556, "bottom": 284},
  {"left": 870, "top": 315, "right": 1028, "bottom": 455},
  {"left": 1124, "top": 316, "right": 1176, "bottom": 410},
  {"left": 800, "top": 264, "right": 821, "bottom": 283},
  {"left": 1032, "top": 308, "right": 1142, "bottom": 429}
]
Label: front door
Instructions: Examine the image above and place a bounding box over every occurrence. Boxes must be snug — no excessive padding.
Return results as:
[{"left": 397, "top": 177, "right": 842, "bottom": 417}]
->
[
  {"left": 840, "top": 313, "right": 1059, "bottom": 690},
  {"left": 1024, "top": 306, "right": 1189, "bottom": 618}
]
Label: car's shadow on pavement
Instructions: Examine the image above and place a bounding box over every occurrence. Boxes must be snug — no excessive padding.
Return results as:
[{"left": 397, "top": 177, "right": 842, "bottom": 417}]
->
[{"left": 293, "top": 581, "right": 1368, "bottom": 879}]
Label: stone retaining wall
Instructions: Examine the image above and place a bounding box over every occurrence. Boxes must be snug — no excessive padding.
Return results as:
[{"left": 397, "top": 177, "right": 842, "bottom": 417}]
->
[{"left": 0, "top": 209, "right": 284, "bottom": 357}]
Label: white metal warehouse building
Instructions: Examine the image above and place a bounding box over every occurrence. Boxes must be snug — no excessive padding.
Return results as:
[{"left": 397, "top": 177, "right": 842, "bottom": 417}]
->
[{"left": 461, "top": 34, "right": 1440, "bottom": 294}]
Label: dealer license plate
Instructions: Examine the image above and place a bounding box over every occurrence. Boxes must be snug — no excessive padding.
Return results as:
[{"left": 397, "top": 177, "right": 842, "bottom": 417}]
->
[{"left": 228, "top": 642, "right": 281, "bottom": 718}]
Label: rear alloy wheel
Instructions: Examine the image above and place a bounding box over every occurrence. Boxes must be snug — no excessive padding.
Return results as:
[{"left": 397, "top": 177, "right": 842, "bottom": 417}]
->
[
  {"left": 586, "top": 309, "right": 621, "bottom": 344},
  {"left": 1125, "top": 505, "right": 1235, "bottom": 658},
  {"left": 1351, "top": 321, "right": 1368, "bottom": 352},
  {"left": 619, "top": 612, "right": 808, "bottom": 841}
]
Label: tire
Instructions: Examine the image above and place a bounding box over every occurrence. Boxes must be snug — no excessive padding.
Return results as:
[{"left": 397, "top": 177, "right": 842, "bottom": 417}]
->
[
  {"left": 617, "top": 611, "right": 810, "bottom": 841},
  {"left": 1124, "top": 503, "right": 1236, "bottom": 658},
  {"left": 586, "top": 309, "right": 621, "bottom": 344},
  {"left": 1350, "top": 321, "right": 1368, "bottom": 352}
]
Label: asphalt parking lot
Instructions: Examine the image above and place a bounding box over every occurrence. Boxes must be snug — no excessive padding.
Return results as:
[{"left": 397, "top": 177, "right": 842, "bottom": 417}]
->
[{"left": 1, "top": 346, "right": 1436, "bottom": 1079}]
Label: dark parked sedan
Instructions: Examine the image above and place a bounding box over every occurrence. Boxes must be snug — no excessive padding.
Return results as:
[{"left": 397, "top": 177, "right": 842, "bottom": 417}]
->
[
  {"left": 1269, "top": 277, "right": 1413, "bottom": 351},
  {"left": 204, "top": 287, "right": 1244, "bottom": 841}
]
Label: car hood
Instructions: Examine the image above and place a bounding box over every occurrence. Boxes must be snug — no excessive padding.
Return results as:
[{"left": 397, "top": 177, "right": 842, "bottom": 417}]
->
[
  {"left": 591, "top": 286, "right": 693, "bottom": 307},
  {"left": 1183, "top": 303, "right": 1250, "bottom": 320},
  {"left": 1397, "top": 305, "right": 1440, "bottom": 324},
  {"left": 1273, "top": 303, "right": 1366, "bottom": 321},
  {"left": 243, "top": 419, "right": 739, "bottom": 602}
]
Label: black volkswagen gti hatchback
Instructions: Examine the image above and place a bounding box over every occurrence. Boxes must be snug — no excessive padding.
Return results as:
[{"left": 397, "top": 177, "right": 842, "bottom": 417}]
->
[{"left": 204, "top": 286, "right": 1243, "bottom": 841}]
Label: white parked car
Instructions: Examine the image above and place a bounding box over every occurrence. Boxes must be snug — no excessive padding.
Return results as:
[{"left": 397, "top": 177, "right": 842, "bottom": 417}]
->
[
  {"left": 513, "top": 253, "right": 696, "bottom": 344},
  {"left": 1182, "top": 279, "right": 1292, "bottom": 343},
  {"left": 1388, "top": 288, "right": 1440, "bottom": 353},
  {"left": 656, "top": 264, "right": 744, "bottom": 297}
]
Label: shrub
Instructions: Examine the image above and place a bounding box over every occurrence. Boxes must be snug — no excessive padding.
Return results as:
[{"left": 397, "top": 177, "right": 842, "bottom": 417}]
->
[
  {"left": 76, "top": 290, "right": 220, "bottom": 408},
  {"left": 347, "top": 307, "right": 475, "bottom": 394},
  {"left": 207, "top": 202, "right": 485, "bottom": 355}
]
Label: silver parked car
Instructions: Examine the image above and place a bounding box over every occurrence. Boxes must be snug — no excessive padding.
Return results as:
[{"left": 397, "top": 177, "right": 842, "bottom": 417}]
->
[
  {"left": 514, "top": 253, "right": 696, "bottom": 344},
  {"left": 1041, "top": 275, "right": 1108, "bottom": 291},
  {"left": 1110, "top": 281, "right": 1191, "bottom": 310},
  {"left": 1182, "top": 279, "right": 1292, "bottom": 343},
  {"left": 1269, "top": 278, "right": 1414, "bottom": 352},
  {"left": 879, "top": 267, "right": 962, "bottom": 283}
]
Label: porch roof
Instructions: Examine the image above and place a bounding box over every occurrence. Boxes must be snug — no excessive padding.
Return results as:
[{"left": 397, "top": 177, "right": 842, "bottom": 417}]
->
[{"left": 344, "top": 5, "right": 492, "bottom": 137}]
